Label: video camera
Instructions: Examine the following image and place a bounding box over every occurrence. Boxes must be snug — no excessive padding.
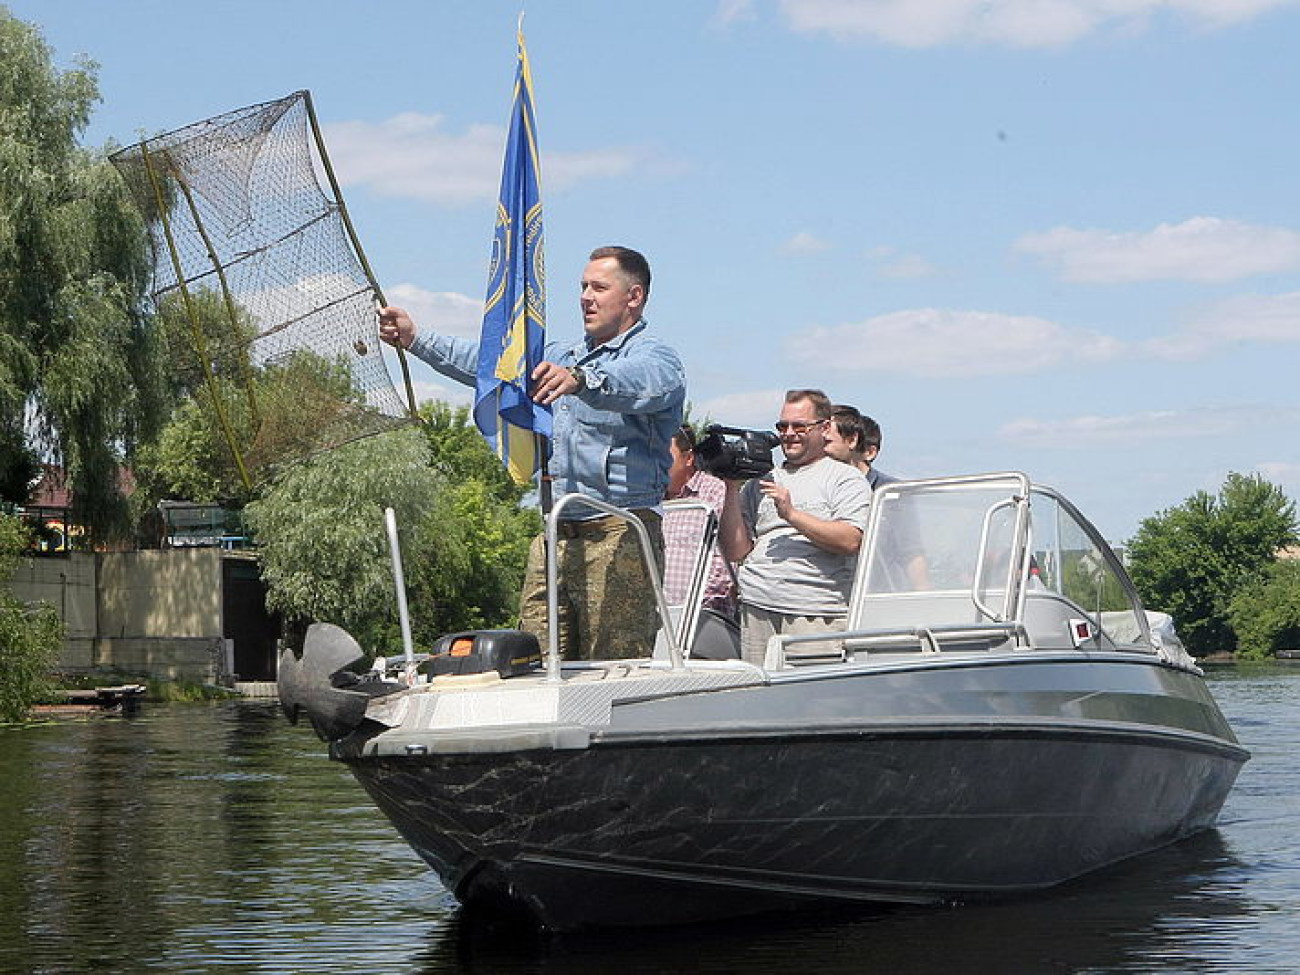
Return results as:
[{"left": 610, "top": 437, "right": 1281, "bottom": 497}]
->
[{"left": 695, "top": 424, "right": 782, "bottom": 480}]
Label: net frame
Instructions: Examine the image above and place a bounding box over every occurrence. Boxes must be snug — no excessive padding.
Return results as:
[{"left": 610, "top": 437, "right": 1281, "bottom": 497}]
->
[{"left": 111, "top": 90, "right": 418, "bottom": 489}]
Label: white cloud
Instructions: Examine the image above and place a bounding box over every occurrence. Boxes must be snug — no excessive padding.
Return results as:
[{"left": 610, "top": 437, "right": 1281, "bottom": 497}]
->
[
  {"left": 1015, "top": 217, "right": 1300, "bottom": 284},
  {"left": 323, "top": 114, "right": 641, "bottom": 205},
  {"left": 872, "top": 251, "right": 939, "bottom": 280},
  {"left": 1001, "top": 409, "right": 1204, "bottom": 446},
  {"left": 411, "top": 377, "right": 472, "bottom": 407},
  {"left": 787, "top": 307, "right": 1122, "bottom": 378},
  {"left": 1001, "top": 404, "right": 1300, "bottom": 446},
  {"left": 779, "top": 0, "right": 1299, "bottom": 49},
  {"left": 385, "top": 282, "right": 483, "bottom": 339},
  {"left": 782, "top": 231, "right": 831, "bottom": 253},
  {"left": 1144, "top": 291, "right": 1300, "bottom": 360},
  {"left": 1257, "top": 461, "right": 1300, "bottom": 497},
  {"left": 712, "top": 0, "right": 757, "bottom": 28},
  {"left": 695, "top": 389, "right": 786, "bottom": 428}
]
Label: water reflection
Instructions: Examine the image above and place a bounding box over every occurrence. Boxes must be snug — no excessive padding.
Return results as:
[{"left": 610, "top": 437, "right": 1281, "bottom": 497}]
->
[
  {"left": 0, "top": 667, "right": 1296, "bottom": 974},
  {"left": 419, "top": 831, "right": 1250, "bottom": 975}
]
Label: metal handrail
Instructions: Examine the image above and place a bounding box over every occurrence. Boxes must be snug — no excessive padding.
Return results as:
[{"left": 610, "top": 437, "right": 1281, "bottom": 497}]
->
[
  {"left": 971, "top": 496, "right": 1020, "bottom": 623},
  {"left": 663, "top": 499, "right": 722, "bottom": 660},
  {"left": 545, "top": 494, "right": 681, "bottom": 682}
]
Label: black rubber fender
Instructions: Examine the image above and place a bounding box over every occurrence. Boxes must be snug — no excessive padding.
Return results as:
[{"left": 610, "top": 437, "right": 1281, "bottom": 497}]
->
[{"left": 278, "top": 622, "right": 372, "bottom": 741}]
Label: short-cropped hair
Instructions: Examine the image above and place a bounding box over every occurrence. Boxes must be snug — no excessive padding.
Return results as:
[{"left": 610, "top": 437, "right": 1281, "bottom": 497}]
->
[
  {"left": 785, "top": 388, "right": 833, "bottom": 420},
  {"left": 589, "top": 245, "right": 651, "bottom": 295},
  {"left": 831, "top": 404, "right": 882, "bottom": 451}
]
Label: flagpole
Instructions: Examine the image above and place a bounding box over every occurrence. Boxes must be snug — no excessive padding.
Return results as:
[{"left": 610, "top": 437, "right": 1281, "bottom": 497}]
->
[
  {"left": 535, "top": 432, "right": 553, "bottom": 515},
  {"left": 517, "top": 16, "right": 550, "bottom": 517}
]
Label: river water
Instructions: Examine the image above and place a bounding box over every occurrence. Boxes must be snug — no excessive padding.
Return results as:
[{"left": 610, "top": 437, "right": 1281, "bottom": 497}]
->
[{"left": 1, "top": 665, "right": 1296, "bottom": 975}]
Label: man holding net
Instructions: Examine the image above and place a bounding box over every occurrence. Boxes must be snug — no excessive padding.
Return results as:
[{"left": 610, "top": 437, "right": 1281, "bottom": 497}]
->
[{"left": 379, "top": 245, "right": 685, "bottom": 661}]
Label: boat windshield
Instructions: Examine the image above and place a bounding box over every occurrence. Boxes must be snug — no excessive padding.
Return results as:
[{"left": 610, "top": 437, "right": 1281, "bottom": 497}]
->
[{"left": 849, "top": 474, "right": 1151, "bottom": 652}]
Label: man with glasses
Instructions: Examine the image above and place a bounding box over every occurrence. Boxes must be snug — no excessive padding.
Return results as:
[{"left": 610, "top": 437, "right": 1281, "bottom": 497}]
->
[{"left": 719, "top": 389, "right": 873, "bottom": 665}]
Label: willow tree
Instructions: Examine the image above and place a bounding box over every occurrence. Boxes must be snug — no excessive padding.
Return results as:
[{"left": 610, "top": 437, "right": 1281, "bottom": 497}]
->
[
  {"left": 0, "top": 513, "right": 61, "bottom": 720},
  {"left": 0, "top": 12, "right": 167, "bottom": 541}
]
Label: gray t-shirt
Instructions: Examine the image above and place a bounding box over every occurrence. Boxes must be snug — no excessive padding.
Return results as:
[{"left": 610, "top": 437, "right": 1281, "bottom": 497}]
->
[{"left": 737, "top": 456, "right": 873, "bottom": 615}]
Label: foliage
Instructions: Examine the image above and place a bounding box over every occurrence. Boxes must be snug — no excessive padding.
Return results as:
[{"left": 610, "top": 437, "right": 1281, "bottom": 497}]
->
[
  {"left": 418, "top": 400, "right": 531, "bottom": 504},
  {"left": 154, "top": 288, "right": 259, "bottom": 404},
  {"left": 1127, "top": 473, "right": 1299, "bottom": 657},
  {"left": 406, "top": 474, "right": 540, "bottom": 638},
  {"left": 0, "top": 13, "right": 167, "bottom": 542},
  {"left": 132, "top": 350, "right": 362, "bottom": 506},
  {"left": 0, "top": 426, "right": 40, "bottom": 504},
  {"left": 1060, "top": 551, "right": 1130, "bottom": 614},
  {"left": 407, "top": 400, "right": 540, "bottom": 636},
  {"left": 242, "top": 427, "right": 439, "bottom": 653},
  {"left": 0, "top": 513, "right": 62, "bottom": 721},
  {"left": 244, "top": 402, "right": 542, "bottom": 656},
  {"left": 1228, "top": 559, "right": 1300, "bottom": 661}
]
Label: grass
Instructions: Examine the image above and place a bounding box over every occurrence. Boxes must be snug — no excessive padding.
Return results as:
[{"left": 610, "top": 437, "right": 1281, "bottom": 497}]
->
[{"left": 43, "top": 670, "right": 242, "bottom": 703}]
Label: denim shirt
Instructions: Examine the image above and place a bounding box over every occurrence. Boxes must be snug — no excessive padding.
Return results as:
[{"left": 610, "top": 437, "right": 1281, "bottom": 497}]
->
[{"left": 409, "top": 320, "right": 685, "bottom": 517}]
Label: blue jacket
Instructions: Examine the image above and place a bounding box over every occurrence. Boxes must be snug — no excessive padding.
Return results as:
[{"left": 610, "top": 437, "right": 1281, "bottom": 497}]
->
[{"left": 409, "top": 320, "right": 685, "bottom": 516}]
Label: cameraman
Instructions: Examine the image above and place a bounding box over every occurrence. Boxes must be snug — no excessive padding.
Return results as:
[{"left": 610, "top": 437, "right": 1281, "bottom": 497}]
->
[
  {"left": 719, "top": 389, "right": 873, "bottom": 665},
  {"left": 664, "top": 424, "right": 737, "bottom": 620}
]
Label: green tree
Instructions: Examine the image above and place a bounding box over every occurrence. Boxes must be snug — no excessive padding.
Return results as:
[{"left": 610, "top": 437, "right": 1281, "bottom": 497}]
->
[
  {"left": 1127, "top": 473, "right": 1299, "bottom": 657},
  {"left": 242, "top": 427, "right": 439, "bottom": 653},
  {"left": 132, "top": 350, "right": 365, "bottom": 506},
  {"left": 1228, "top": 559, "right": 1300, "bottom": 661},
  {"left": 419, "top": 400, "right": 529, "bottom": 504},
  {"left": 0, "top": 513, "right": 62, "bottom": 721},
  {"left": 409, "top": 400, "right": 540, "bottom": 634},
  {"left": 406, "top": 472, "right": 540, "bottom": 636},
  {"left": 0, "top": 13, "right": 167, "bottom": 537},
  {"left": 244, "top": 403, "right": 541, "bottom": 656}
]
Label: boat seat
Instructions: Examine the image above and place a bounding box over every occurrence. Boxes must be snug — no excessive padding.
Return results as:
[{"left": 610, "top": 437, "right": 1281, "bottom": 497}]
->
[{"left": 653, "top": 606, "right": 741, "bottom": 660}]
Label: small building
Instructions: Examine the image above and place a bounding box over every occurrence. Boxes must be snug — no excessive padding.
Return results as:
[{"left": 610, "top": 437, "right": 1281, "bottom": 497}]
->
[
  {"left": 9, "top": 472, "right": 279, "bottom": 683},
  {"left": 10, "top": 548, "right": 280, "bottom": 684}
]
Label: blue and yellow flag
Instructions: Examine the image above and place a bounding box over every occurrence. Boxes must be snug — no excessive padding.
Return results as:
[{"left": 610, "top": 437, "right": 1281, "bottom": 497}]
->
[{"left": 475, "top": 28, "right": 550, "bottom": 484}]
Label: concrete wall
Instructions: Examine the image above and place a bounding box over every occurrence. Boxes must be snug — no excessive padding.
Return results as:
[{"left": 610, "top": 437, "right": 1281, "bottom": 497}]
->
[
  {"left": 10, "top": 552, "right": 96, "bottom": 638},
  {"left": 98, "top": 549, "right": 223, "bottom": 639},
  {"left": 10, "top": 550, "right": 231, "bottom": 683},
  {"left": 92, "top": 636, "right": 231, "bottom": 682}
]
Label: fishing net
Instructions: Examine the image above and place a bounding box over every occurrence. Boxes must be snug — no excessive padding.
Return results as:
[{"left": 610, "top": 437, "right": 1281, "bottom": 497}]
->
[{"left": 110, "top": 90, "right": 415, "bottom": 488}]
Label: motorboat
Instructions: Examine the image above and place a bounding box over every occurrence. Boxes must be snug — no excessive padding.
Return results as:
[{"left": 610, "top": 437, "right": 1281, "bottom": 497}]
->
[{"left": 278, "top": 472, "right": 1248, "bottom": 931}]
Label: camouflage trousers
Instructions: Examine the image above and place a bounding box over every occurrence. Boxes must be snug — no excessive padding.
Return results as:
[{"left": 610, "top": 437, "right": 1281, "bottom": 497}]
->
[{"left": 519, "top": 510, "right": 664, "bottom": 660}]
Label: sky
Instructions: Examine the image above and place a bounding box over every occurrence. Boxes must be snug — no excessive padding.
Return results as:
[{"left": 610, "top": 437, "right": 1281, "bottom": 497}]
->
[{"left": 9, "top": 0, "right": 1300, "bottom": 542}]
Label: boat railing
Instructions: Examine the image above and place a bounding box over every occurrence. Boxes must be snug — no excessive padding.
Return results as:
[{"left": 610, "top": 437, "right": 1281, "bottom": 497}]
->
[
  {"left": 545, "top": 493, "right": 684, "bottom": 682},
  {"left": 659, "top": 498, "right": 727, "bottom": 658},
  {"left": 763, "top": 621, "right": 1030, "bottom": 670}
]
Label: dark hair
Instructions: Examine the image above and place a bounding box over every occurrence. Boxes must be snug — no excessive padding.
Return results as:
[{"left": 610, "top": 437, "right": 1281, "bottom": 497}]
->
[
  {"left": 831, "top": 404, "right": 882, "bottom": 452},
  {"left": 785, "top": 388, "right": 833, "bottom": 421},
  {"left": 589, "top": 245, "right": 651, "bottom": 296},
  {"left": 672, "top": 423, "right": 696, "bottom": 453}
]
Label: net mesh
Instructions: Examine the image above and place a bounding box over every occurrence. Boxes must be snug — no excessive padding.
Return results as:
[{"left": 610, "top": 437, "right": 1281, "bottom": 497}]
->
[{"left": 110, "top": 90, "right": 413, "bottom": 484}]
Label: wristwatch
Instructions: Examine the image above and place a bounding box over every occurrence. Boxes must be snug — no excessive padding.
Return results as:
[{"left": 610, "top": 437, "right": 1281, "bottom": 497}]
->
[{"left": 568, "top": 366, "right": 585, "bottom": 391}]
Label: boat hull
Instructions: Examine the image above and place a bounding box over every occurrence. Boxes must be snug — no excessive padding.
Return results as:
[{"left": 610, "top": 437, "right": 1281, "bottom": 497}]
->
[{"left": 336, "top": 659, "right": 1245, "bottom": 930}]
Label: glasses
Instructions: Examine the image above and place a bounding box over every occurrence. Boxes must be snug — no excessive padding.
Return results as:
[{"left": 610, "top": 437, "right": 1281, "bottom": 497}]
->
[{"left": 774, "top": 420, "right": 826, "bottom": 434}]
